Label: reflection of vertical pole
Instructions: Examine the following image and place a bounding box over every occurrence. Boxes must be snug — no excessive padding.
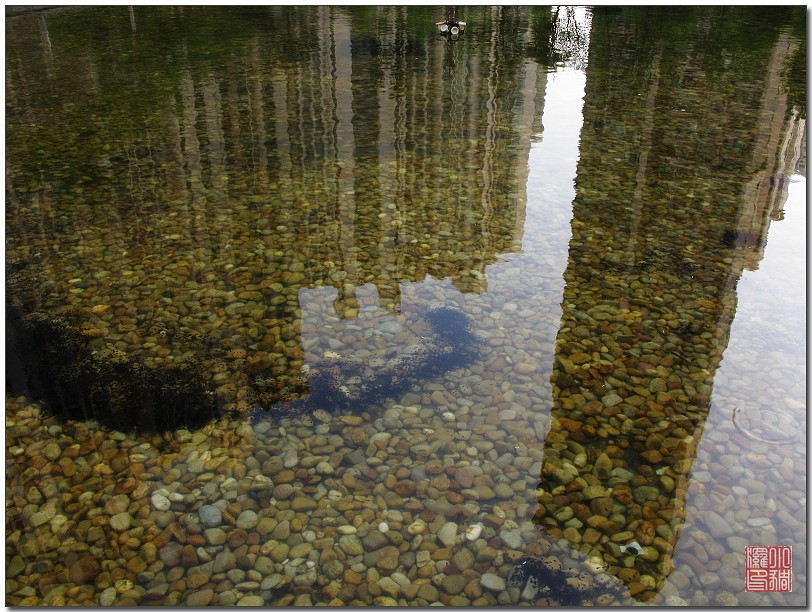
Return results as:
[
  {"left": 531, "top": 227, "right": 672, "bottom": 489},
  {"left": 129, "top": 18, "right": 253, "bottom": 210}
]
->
[
  {"left": 333, "top": 12, "right": 358, "bottom": 292},
  {"left": 377, "top": 7, "right": 399, "bottom": 311},
  {"left": 480, "top": 6, "right": 502, "bottom": 251},
  {"left": 246, "top": 42, "right": 269, "bottom": 197},
  {"left": 272, "top": 69, "right": 292, "bottom": 189},
  {"left": 318, "top": 7, "right": 336, "bottom": 194},
  {"left": 129, "top": 6, "right": 136, "bottom": 33},
  {"left": 38, "top": 14, "right": 54, "bottom": 81},
  {"left": 626, "top": 49, "right": 661, "bottom": 268},
  {"left": 202, "top": 74, "right": 228, "bottom": 199},
  {"left": 512, "top": 57, "right": 545, "bottom": 252},
  {"left": 180, "top": 71, "right": 205, "bottom": 199}
]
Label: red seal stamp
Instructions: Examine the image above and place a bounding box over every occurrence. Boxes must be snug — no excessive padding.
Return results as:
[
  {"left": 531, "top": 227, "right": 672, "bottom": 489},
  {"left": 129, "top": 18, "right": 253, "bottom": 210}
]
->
[{"left": 745, "top": 545, "right": 792, "bottom": 592}]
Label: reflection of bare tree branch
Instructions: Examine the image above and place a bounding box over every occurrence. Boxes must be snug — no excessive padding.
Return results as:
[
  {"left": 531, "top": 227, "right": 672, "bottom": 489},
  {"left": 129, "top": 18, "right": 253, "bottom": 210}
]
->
[{"left": 529, "top": 6, "right": 591, "bottom": 70}]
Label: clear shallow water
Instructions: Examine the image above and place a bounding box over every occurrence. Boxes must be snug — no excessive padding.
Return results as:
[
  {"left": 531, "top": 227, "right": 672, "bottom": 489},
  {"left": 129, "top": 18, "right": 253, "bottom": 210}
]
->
[{"left": 5, "top": 5, "right": 806, "bottom": 607}]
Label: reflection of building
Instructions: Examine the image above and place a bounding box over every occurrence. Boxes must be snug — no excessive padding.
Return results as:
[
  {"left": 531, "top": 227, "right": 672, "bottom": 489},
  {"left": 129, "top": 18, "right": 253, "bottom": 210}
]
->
[
  {"left": 536, "top": 7, "right": 805, "bottom": 603},
  {"left": 5, "top": 6, "right": 548, "bottom": 418}
]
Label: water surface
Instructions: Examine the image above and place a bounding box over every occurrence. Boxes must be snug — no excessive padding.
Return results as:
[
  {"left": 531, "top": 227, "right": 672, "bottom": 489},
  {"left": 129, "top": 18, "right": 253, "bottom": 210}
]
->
[{"left": 5, "top": 5, "right": 806, "bottom": 607}]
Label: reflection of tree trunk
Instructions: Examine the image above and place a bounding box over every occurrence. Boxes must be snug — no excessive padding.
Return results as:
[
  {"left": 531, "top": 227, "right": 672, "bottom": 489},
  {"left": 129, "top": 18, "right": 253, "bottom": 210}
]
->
[
  {"left": 317, "top": 7, "right": 336, "bottom": 194},
  {"left": 179, "top": 69, "right": 215, "bottom": 262},
  {"left": 181, "top": 71, "right": 205, "bottom": 199}
]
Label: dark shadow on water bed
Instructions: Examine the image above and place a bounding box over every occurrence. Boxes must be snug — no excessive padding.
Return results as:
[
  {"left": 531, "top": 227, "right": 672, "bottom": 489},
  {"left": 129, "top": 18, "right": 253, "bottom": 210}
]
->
[
  {"left": 7, "top": 262, "right": 482, "bottom": 433},
  {"left": 6, "top": 302, "right": 221, "bottom": 433},
  {"left": 249, "top": 307, "right": 484, "bottom": 423}
]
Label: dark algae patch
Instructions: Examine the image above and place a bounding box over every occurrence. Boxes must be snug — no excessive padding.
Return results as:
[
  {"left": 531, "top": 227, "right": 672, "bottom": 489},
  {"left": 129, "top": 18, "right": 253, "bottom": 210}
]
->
[{"left": 508, "top": 555, "right": 627, "bottom": 605}]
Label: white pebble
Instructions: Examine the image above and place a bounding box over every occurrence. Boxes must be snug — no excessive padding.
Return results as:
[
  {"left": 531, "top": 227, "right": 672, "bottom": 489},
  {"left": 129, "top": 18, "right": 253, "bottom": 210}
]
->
[
  {"left": 378, "top": 522, "right": 390, "bottom": 534},
  {"left": 465, "top": 523, "right": 483, "bottom": 541},
  {"left": 150, "top": 493, "right": 171, "bottom": 511},
  {"left": 441, "top": 412, "right": 456, "bottom": 422}
]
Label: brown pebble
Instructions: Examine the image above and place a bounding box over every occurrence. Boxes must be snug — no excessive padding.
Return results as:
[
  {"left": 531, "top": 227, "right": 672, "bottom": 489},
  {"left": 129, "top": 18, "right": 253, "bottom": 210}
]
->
[
  {"left": 181, "top": 544, "right": 198, "bottom": 567},
  {"left": 227, "top": 529, "right": 248, "bottom": 548}
]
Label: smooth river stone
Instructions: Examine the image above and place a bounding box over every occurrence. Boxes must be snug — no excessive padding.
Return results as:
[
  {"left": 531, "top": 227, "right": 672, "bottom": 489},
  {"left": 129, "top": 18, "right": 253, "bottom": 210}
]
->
[
  {"left": 109, "top": 512, "right": 132, "bottom": 531},
  {"left": 236, "top": 510, "right": 259, "bottom": 530},
  {"left": 151, "top": 494, "right": 171, "bottom": 511},
  {"left": 198, "top": 505, "right": 222, "bottom": 528},
  {"left": 185, "top": 589, "right": 214, "bottom": 606},
  {"left": 480, "top": 573, "right": 507, "bottom": 591},
  {"left": 291, "top": 497, "right": 318, "bottom": 511},
  {"left": 703, "top": 511, "right": 734, "bottom": 539},
  {"left": 437, "top": 522, "right": 458, "bottom": 547},
  {"left": 339, "top": 535, "right": 364, "bottom": 556}
]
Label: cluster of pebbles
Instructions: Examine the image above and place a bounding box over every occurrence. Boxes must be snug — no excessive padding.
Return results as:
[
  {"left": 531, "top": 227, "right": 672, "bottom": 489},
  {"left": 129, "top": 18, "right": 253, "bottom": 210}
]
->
[
  {"left": 5, "top": 188, "right": 806, "bottom": 607},
  {"left": 5, "top": 272, "right": 806, "bottom": 607},
  {"left": 4, "top": 12, "right": 806, "bottom": 604}
]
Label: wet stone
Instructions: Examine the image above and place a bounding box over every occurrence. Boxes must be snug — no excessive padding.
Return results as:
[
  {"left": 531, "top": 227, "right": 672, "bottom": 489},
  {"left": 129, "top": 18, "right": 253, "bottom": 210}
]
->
[
  {"left": 339, "top": 535, "right": 364, "bottom": 556},
  {"left": 480, "top": 573, "right": 506, "bottom": 591},
  {"left": 68, "top": 555, "right": 101, "bottom": 585},
  {"left": 442, "top": 574, "right": 468, "bottom": 595},
  {"left": 186, "top": 589, "right": 214, "bottom": 606},
  {"left": 633, "top": 486, "right": 660, "bottom": 503},
  {"left": 374, "top": 546, "right": 401, "bottom": 572},
  {"left": 204, "top": 528, "right": 227, "bottom": 546},
  {"left": 269, "top": 543, "right": 290, "bottom": 563},
  {"left": 104, "top": 494, "right": 131, "bottom": 515},
  {"left": 158, "top": 542, "right": 184, "bottom": 568},
  {"left": 236, "top": 510, "right": 259, "bottom": 530},
  {"left": 363, "top": 530, "right": 388, "bottom": 550},
  {"left": 499, "top": 529, "right": 523, "bottom": 550},
  {"left": 151, "top": 494, "right": 171, "bottom": 511},
  {"left": 291, "top": 497, "right": 318, "bottom": 511},
  {"left": 289, "top": 542, "right": 313, "bottom": 558},
  {"left": 417, "top": 583, "right": 439, "bottom": 602},
  {"left": 110, "top": 512, "right": 132, "bottom": 531},
  {"left": 213, "top": 551, "right": 237, "bottom": 573},
  {"left": 452, "top": 547, "right": 475, "bottom": 571},
  {"left": 198, "top": 504, "right": 222, "bottom": 528},
  {"left": 703, "top": 511, "right": 734, "bottom": 539},
  {"left": 437, "top": 522, "right": 458, "bottom": 547}
]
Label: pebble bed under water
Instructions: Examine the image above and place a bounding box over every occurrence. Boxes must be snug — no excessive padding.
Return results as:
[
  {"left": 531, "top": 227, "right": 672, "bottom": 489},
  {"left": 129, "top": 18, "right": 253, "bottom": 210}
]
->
[{"left": 5, "top": 5, "right": 807, "bottom": 608}]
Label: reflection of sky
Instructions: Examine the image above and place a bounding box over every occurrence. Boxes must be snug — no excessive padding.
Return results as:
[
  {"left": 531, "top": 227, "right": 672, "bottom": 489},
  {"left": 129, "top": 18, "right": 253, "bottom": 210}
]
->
[
  {"left": 708, "top": 173, "right": 807, "bottom": 448},
  {"left": 672, "top": 175, "right": 807, "bottom": 601},
  {"left": 732, "top": 176, "right": 807, "bottom": 357},
  {"left": 717, "top": 174, "right": 807, "bottom": 391},
  {"left": 523, "top": 67, "right": 586, "bottom": 259}
]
